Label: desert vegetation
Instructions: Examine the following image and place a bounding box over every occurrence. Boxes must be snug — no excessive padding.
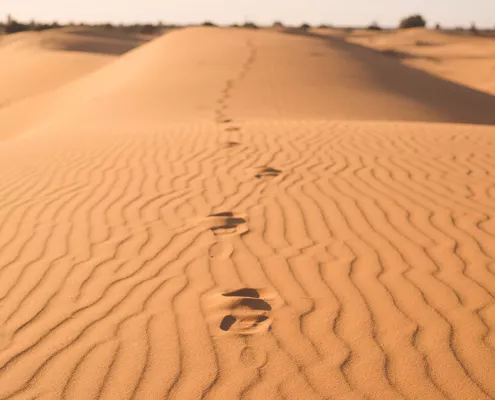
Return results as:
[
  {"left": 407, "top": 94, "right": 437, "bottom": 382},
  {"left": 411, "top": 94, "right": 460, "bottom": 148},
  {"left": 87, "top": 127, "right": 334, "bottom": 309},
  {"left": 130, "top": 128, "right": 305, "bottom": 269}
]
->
[
  {"left": 399, "top": 14, "right": 426, "bottom": 29},
  {"left": 470, "top": 22, "right": 479, "bottom": 35},
  {"left": 3, "top": 19, "right": 60, "bottom": 34},
  {"left": 367, "top": 21, "right": 382, "bottom": 30},
  {"left": 242, "top": 21, "right": 259, "bottom": 29},
  {"left": 1, "top": 17, "right": 173, "bottom": 35}
]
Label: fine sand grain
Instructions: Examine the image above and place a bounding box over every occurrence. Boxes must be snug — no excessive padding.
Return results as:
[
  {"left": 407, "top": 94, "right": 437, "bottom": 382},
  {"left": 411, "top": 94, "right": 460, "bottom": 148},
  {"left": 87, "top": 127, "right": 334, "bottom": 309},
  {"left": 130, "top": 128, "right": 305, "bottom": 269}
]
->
[{"left": 0, "top": 27, "right": 494, "bottom": 399}]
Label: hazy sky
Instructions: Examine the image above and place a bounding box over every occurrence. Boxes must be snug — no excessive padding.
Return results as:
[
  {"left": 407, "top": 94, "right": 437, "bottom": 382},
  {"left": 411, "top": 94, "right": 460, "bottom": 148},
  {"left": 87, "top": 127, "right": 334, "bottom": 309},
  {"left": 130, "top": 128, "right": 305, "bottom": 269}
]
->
[{"left": 2, "top": 0, "right": 495, "bottom": 28}]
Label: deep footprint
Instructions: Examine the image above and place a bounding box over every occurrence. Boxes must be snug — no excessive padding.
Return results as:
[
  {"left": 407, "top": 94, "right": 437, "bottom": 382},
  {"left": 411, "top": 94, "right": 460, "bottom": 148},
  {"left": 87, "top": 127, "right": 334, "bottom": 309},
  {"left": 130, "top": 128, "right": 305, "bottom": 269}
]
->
[
  {"left": 223, "top": 288, "right": 260, "bottom": 299},
  {"left": 217, "top": 288, "right": 273, "bottom": 334},
  {"left": 208, "top": 212, "right": 247, "bottom": 235},
  {"left": 256, "top": 167, "right": 282, "bottom": 179}
]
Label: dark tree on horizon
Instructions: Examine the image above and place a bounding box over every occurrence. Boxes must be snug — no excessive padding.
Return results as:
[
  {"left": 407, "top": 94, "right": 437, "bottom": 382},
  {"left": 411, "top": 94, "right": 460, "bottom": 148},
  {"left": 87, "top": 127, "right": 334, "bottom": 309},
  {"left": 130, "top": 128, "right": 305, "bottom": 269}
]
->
[{"left": 399, "top": 15, "right": 426, "bottom": 29}]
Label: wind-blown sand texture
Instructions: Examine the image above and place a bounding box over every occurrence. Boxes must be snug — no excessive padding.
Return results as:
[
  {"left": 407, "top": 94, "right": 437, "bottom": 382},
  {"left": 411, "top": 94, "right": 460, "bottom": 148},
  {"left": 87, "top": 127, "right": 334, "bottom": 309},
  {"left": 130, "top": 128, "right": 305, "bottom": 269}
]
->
[{"left": 0, "top": 27, "right": 495, "bottom": 399}]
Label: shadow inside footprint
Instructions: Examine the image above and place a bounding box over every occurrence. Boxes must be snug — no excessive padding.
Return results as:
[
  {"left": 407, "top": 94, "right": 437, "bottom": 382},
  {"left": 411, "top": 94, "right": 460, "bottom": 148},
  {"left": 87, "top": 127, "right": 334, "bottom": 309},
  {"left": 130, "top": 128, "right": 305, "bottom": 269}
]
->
[
  {"left": 207, "top": 212, "right": 247, "bottom": 235},
  {"left": 211, "top": 218, "right": 246, "bottom": 233},
  {"left": 223, "top": 288, "right": 260, "bottom": 298},
  {"left": 256, "top": 167, "right": 282, "bottom": 179},
  {"left": 210, "top": 212, "right": 234, "bottom": 217},
  {"left": 256, "top": 315, "right": 269, "bottom": 323},
  {"left": 238, "top": 298, "right": 272, "bottom": 311},
  {"left": 224, "top": 141, "right": 241, "bottom": 148},
  {"left": 220, "top": 315, "right": 237, "bottom": 331}
]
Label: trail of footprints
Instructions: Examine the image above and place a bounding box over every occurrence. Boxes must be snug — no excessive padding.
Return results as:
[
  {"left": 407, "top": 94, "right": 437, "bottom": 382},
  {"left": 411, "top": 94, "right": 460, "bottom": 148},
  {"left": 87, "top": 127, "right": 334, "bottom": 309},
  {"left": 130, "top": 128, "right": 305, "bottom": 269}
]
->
[
  {"left": 210, "top": 39, "right": 279, "bottom": 336},
  {"left": 206, "top": 210, "right": 274, "bottom": 335}
]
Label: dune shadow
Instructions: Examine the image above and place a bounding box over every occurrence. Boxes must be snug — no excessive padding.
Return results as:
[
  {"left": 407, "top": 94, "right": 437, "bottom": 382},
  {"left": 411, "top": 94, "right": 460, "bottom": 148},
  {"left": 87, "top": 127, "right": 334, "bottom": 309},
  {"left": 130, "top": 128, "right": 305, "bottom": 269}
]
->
[
  {"left": 283, "top": 28, "right": 495, "bottom": 125},
  {"left": 380, "top": 49, "right": 440, "bottom": 63},
  {"left": 41, "top": 28, "right": 165, "bottom": 56}
]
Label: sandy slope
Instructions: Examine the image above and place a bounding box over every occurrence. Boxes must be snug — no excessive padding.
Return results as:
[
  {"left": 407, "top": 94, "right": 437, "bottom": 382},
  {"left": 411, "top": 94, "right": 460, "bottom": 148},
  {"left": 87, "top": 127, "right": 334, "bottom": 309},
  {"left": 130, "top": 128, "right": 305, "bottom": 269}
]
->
[
  {"left": 0, "top": 27, "right": 156, "bottom": 111},
  {"left": 0, "top": 27, "right": 495, "bottom": 399},
  {"left": 316, "top": 27, "right": 495, "bottom": 96}
]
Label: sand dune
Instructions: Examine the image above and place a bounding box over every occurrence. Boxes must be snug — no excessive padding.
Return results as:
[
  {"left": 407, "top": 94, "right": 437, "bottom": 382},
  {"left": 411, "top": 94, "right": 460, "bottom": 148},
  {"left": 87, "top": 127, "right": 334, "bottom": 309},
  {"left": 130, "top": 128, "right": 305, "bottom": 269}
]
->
[
  {"left": 317, "top": 27, "right": 495, "bottom": 96},
  {"left": 0, "top": 27, "right": 495, "bottom": 399},
  {"left": 0, "top": 27, "right": 155, "bottom": 109}
]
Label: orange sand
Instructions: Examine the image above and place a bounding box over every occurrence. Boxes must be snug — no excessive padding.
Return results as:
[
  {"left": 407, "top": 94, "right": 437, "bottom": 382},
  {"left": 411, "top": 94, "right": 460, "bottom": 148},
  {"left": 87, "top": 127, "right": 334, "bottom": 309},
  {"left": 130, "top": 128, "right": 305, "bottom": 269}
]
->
[{"left": 0, "top": 27, "right": 494, "bottom": 399}]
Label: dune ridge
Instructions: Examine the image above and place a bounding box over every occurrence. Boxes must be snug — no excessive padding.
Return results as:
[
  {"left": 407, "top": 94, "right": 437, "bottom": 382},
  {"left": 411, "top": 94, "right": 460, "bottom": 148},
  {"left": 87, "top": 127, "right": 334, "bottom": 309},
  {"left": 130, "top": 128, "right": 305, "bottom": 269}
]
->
[
  {"left": 315, "top": 27, "right": 495, "bottom": 96},
  {"left": 0, "top": 27, "right": 494, "bottom": 399}
]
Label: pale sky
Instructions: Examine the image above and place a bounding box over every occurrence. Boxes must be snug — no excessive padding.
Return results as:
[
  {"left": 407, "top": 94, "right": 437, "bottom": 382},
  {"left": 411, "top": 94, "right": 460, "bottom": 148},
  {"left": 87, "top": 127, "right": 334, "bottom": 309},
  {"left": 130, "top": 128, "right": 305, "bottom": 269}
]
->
[{"left": 2, "top": 0, "right": 495, "bottom": 28}]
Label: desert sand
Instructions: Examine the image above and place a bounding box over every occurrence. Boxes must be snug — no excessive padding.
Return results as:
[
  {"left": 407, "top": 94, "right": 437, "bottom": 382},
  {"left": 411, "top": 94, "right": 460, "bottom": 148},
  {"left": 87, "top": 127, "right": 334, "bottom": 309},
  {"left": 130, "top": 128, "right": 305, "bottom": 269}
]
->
[
  {"left": 313, "top": 27, "right": 495, "bottom": 96},
  {"left": 0, "top": 26, "right": 495, "bottom": 399}
]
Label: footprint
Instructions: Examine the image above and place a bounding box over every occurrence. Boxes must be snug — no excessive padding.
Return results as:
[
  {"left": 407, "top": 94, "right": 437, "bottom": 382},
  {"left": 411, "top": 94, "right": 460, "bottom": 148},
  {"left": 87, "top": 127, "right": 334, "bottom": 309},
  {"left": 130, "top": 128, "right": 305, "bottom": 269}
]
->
[
  {"left": 255, "top": 167, "right": 282, "bottom": 179},
  {"left": 209, "top": 242, "right": 234, "bottom": 259},
  {"left": 225, "top": 126, "right": 240, "bottom": 132},
  {"left": 223, "top": 141, "right": 241, "bottom": 149},
  {"left": 221, "top": 119, "right": 233, "bottom": 124},
  {"left": 207, "top": 212, "right": 248, "bottom": 236},
  {"left": 240, "top": 346, "right": 267, "bottom": 368},
  {"left": 218, "top": 288, "right": 273, "bottom": 335}
]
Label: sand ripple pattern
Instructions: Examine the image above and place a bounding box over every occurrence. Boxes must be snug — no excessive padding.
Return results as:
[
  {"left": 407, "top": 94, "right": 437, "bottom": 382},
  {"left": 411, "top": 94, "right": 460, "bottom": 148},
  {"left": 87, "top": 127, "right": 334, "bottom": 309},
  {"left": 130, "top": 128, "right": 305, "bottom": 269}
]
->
[{"left": 1, "top": 120, "right": 495, "bottom": 399}]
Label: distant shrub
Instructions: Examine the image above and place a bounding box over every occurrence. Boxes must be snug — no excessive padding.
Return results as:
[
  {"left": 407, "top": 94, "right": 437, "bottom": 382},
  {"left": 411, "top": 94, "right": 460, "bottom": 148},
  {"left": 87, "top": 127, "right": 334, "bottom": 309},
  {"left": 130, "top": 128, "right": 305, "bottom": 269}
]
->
[
  {"left": 140, "top": 24, "right": 157, "bottom": 34},
  {"left": 368, "top": 21, "right": 382, "bottom": 31},
  {"left": 243, "top": 22, "right": 259, "bottom": 29},
  {"left": 435, "top": 23, "right": 441, "bottom": 30},
  {"left": 230, "top": 23, "right": 240, "bottom": 28},
  {"left": 4, "top": 18, "right": 62, "bottom": 34},
  {"left": 5, "top": 19, "right": 29, "bottom": 34},
  {"left": 34, "top": 24, "right": 55, "bottom": 31},
  {"left": 300, "top": 23, "right": 311, "bottom": 31},
  {"left": 202, "top": 21, "right": 217, "bottom": 27},
  {"left": 470, "top": 22, "right": 479, "bottom": 35},
  {"left": 399, "top": 14, "right": 426, "bottom": 29},
  {"left": 272, "top": 21, "right": 284, "bottom": 28},
  {"left": 318, "top": 24, "right": 331, "bottom": 29}
]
